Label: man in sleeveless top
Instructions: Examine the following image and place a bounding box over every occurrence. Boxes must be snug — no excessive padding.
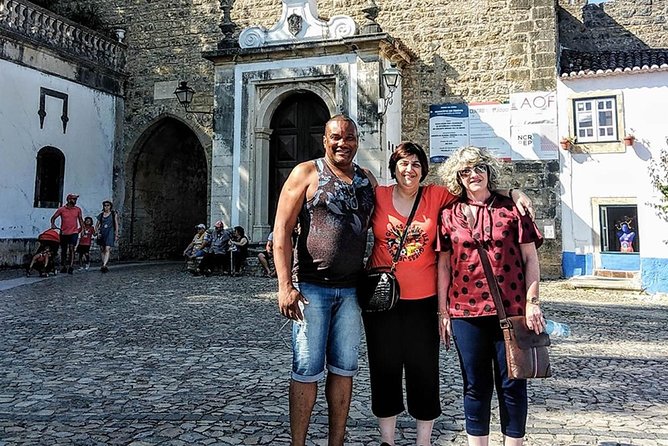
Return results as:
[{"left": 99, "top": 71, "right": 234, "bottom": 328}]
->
[{"left": 274, "top": 115, "right": 377, "bottom": 446}]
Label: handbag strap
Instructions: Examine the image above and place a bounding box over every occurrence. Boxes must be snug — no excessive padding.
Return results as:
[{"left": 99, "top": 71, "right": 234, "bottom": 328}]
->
[
  {"left": 391, "top": 186, "right": 423, "bottom": 270},
  {"left": 462, "top": 203, "right": 508, "bottom": 322}
]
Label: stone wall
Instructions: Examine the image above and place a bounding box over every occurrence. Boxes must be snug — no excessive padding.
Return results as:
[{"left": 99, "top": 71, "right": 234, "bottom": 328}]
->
[
  {"left": 59, "top": 0, "right": 562, "bottom": 275},
  {"left": 558, "top": 0, "right": 668, "bottom": 51}
]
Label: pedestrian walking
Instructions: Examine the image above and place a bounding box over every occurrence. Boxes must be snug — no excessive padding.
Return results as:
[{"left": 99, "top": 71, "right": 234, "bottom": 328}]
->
[
  {"left": 50, "top": 193, "right": 84, "bottom": 274},
  {"left": 273, "top": 114, "right": 376, "bottom": 446},
  {"left": 95, "top": 200, "right": 120, "bottom": 273},
  {"left": 76, "top": 216, "right": 95, "bottom": 270}
]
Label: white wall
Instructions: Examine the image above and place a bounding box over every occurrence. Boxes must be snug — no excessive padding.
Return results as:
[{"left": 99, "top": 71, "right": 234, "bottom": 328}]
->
[
  {"left": 0, "top": 59, "right": 119, "bottom": 239},
  {"left": 557, "top": 71, "right": 668, "bottom": 258}
]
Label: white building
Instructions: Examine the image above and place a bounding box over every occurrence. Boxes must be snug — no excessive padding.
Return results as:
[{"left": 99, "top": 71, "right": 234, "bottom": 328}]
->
[
  {"left": 557, "top": 49, "right": 668, "bottom": 293},
  {"left": 0, "top": 2, "right": 126, "bottom": 265}
]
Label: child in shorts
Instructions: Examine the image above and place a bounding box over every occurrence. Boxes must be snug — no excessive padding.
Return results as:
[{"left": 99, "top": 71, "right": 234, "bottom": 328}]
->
[{"left": 76, "top": 217, "right": 95, "bottom": 270}]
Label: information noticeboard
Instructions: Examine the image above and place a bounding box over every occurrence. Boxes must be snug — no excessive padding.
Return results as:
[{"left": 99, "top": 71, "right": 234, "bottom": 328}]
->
[{"left": 428, "top": 91, "right": 558, "bottom": 162}]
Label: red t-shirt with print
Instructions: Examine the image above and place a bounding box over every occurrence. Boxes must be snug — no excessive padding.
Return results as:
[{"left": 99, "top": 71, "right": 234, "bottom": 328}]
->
[
  {"left": 437, "top": 193, "right": 543, "bottom": 318},
  {"left": 368, "top": 184, "right": 457, "bottom": 300},
  {"left": 79, "top": 226, "right": 94, "bottom": 247}
]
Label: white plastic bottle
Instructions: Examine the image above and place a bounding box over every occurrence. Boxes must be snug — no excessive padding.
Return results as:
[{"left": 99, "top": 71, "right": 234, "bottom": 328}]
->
[{"left": 545, "top": 319, "right": 571, "bottom": 337}]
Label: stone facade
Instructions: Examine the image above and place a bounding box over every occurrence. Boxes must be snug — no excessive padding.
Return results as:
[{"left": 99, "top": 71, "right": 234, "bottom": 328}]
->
[
  {"left": 0, "top": 0, "right": 126, "bottom": 265},
  {"left": 4, "top": 1, "right": 664, "bottom": 269},
  {"left": 53, "top": 0, "right": 566, "bottom": 273},
  {"left": 559, "top": 0, "right": 668, "bottom": 51}
]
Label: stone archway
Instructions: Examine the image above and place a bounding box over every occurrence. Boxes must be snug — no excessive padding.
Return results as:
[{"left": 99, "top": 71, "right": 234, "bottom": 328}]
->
[
  {"left": 125, "top": 117, "right": 208, "bottom": 259},
  {"left": 268, "top": 91, "right": 330, "bottom": 225}
]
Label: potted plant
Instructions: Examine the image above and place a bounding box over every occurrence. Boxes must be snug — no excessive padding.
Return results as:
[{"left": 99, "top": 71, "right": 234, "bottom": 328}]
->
[
  {"left": 560, "top": 136, "right": 575, "bottom": 150},
  {"left": 623, "top": 134, "right": 635, "bottom": 146}
]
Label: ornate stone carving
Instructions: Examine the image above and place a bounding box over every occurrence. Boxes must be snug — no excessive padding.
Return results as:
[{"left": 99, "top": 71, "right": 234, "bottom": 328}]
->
[
  {"left": 238, "top": 0, "right": 357, "bottom": 49},
  {"left": 218, "top": 0, "right": 239, "bottom": 48},
  {"left": 239, "top": 28, "right": 265, "bottom": 48},
  {"left": 0, "top": 0, "right": 126, "bottom": 73},
  {"left": 361, "top": 0, "right": 382, "bottom": 34},
  {"left": 287, "top": 14, "right": 302, "bottom": 36}
]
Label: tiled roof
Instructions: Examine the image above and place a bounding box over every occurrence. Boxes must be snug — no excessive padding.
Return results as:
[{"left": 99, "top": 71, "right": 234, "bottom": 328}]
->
[{"left": 560, "top": 48, "right": 668, "bottom": 78}]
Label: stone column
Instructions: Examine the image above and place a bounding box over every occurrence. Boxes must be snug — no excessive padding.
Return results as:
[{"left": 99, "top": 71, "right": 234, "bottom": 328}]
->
[
  {"left": 211, "top": 63, "right": 236, "bottom": 227},
  {"left": 252, "top": 127, "right": 273, "bottom": 242},
  {"left": 353, "top": 50, "right": 386, "bottom": 182}
]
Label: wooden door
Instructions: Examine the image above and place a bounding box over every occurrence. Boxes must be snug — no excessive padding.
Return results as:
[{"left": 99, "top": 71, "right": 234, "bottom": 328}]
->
[{"left": 269, "top": 92, "right": 329, "bottom": 225}]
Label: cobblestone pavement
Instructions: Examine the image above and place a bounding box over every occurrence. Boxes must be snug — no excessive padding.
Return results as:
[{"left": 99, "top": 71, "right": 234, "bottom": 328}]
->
[{"left": 1, "top": 263, "right": 667, "bottom": 446}]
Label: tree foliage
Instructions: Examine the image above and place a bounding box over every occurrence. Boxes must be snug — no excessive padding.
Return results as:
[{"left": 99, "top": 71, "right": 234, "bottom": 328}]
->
[
  {"left": 648, "top": 146, "right": 668, "bottom": 226},
  {"left": 30, "top": 1, "right": 106, "bottom": 32}
]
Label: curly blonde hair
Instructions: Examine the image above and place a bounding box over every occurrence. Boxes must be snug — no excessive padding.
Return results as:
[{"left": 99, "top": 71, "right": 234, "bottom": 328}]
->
[{"left": 439, "top": 146, "right": 502, "bottom": 196}]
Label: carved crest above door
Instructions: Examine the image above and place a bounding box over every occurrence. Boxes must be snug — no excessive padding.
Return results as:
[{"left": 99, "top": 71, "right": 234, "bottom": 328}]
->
[{"left": 239, "top": 0, "right": 356, "bottom": 48}]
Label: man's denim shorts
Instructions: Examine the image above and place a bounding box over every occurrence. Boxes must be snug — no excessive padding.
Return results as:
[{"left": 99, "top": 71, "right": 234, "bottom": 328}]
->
[{"left": 291, "top": 282, "right": 362, "bottom": 383}]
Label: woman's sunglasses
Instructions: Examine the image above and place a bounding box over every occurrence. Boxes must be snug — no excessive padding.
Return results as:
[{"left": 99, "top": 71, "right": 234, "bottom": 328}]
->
[{"left": 458, "top": 164, "right": 487, "bottom": 178}]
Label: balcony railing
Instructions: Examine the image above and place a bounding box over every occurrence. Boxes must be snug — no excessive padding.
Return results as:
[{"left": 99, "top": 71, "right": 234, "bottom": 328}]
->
[{"left": 0, "top": 0, "right": 126, "bottom": 73}]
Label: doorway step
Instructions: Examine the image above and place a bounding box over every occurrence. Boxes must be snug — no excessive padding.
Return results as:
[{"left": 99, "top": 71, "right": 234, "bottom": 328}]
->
[{"left": 567, "top": 269, "right": 641, "bottom": 291}]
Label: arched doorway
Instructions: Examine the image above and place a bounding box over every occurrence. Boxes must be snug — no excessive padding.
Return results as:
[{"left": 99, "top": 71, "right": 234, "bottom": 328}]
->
[
  {"left": 268, "top": 91, "right": 329, "bottom": 224},
  {"left": 126, "top": 118, "right": 208, "bottom": 259}
]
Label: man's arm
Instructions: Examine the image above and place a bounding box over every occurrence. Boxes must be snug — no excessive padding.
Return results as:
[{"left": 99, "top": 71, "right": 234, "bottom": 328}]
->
[
  {"left": 274, "top": 162, "right": 315, "bottom": 321},
  {"left": 77, "top": 209, "right": 84, "bottom": 233},
  {"left": 50, "top": 209, "right": 60, "bottom": 229}
]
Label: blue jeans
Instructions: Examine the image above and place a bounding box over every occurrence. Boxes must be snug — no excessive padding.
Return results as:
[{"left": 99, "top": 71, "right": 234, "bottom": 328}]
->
[
  {"left": 451, "top": 316, "right": 528, "bottom": 438},
  {"left": 291, "top": 282, "right": 362, "bottom": 383}
]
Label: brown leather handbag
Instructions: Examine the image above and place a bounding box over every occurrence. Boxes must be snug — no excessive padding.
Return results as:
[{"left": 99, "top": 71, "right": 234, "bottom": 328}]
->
[
  {"left": 463, "top": 203, "right": 552, "bottom": 380},
  {"left": 477, "top": 244, "right": 551, "bottom": 379}
]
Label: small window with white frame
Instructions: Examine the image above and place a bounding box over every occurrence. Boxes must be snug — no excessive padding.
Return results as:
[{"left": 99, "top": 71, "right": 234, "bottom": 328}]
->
[{"left": 573, "top": 96, "right": 619, "bottom": 143}]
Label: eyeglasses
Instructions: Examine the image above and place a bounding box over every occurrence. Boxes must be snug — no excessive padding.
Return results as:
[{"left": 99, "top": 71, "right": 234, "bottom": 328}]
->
[{"left": 458, "top": 164, "right": 487, "bottom": 178}]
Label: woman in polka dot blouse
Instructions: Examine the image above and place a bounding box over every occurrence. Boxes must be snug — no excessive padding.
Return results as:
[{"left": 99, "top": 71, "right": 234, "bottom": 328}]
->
[{"left": 436, "top": 146, "right": 545, "bottom": 446}]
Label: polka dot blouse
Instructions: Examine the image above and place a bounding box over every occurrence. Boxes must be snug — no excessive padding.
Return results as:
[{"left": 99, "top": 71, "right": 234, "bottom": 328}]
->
[{"left": 437, "top": 193, "right": 543, "bottom": 318}]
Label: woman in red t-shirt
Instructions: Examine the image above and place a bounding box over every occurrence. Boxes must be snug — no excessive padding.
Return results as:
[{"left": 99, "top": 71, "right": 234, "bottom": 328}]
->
[
  {"left": 364, "top": 142, "right": 455, "bottom": 445},
  {"left": 437, "top": 146, "right": 544, "bottom": 446}
]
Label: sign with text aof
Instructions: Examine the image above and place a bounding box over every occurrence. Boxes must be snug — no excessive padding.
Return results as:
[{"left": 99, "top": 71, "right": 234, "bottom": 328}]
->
[{"left": 428, "top": 91, "right": 558, "bottom": 162}]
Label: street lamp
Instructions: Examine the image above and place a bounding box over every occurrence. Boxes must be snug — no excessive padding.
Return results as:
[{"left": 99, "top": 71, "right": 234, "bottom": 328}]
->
[
  {"left": 173, "top": 81, "right": 213, "bottom": 125},
  {"left": 378, "top": 64, "right": 401, "bottom": 118}
]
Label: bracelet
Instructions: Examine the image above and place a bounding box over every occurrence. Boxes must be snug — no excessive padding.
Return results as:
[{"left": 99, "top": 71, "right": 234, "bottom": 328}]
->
[
  {"left": 529, "top": 296, "right": 540, "bottom": 305},
  {"left": 509, "top": 188, "right": 516, "bottom": 198}
]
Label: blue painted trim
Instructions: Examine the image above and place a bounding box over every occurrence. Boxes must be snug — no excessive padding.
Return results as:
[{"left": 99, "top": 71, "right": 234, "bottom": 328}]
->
[
  {"left": 562, "top": 252, "right": 593, "bottom": 277},
  {"left": 599, "top": 252, "right": 640, "bottom": 271},
  {"left": 640, "top": 257, "right": 668, "bottom": 293}
]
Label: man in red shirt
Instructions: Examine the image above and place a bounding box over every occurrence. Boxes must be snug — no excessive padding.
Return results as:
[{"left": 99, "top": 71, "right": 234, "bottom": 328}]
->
[{"left": 50, "top": 193, "right": 84, "bottom": 274}]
